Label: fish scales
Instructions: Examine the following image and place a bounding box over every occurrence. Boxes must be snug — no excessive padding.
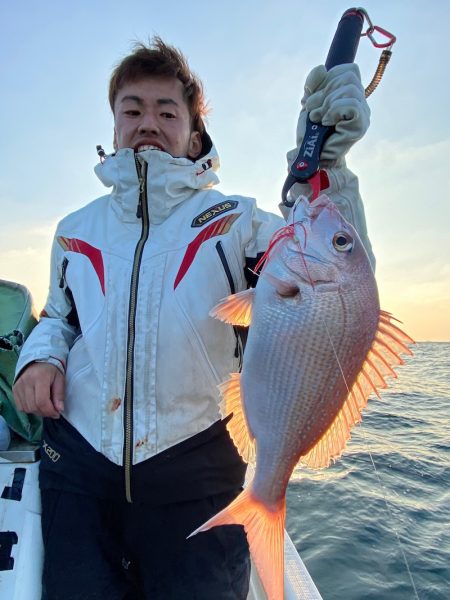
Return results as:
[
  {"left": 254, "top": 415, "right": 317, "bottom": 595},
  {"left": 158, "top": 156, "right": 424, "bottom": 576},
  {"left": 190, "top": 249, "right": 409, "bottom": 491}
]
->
[{"left": 243, "top": 289, "right": 376, "bottom": 497}]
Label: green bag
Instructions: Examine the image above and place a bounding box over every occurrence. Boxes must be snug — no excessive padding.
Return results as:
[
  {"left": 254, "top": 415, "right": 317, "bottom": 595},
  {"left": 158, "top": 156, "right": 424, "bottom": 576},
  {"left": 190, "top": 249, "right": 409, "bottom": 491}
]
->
[{"left": 0, "top": 279, "right": 42, "bottom": 442}]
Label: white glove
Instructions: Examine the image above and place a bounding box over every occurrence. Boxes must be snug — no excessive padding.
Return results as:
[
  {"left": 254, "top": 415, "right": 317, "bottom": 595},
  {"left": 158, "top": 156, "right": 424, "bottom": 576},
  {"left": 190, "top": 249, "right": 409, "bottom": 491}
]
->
[
  {"left": 287, "top": 63, "right": 370, "bottom": 167},
  {"left": 281, "top": 64, "right": 374, "bottom": 269}
]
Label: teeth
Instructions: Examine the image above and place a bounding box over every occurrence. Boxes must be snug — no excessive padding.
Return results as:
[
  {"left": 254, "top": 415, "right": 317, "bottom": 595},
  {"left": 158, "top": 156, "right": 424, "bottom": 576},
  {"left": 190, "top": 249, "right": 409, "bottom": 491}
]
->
[{"left": 137, "top": 145, "right": 161, "bottom": 152}]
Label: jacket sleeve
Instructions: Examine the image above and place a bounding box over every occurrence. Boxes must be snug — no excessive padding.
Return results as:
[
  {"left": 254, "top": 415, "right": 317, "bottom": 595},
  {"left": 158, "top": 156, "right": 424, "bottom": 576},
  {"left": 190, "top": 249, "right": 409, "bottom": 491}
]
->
[{"left": 15, "top": 234, "right": 79, "bottom": 379}]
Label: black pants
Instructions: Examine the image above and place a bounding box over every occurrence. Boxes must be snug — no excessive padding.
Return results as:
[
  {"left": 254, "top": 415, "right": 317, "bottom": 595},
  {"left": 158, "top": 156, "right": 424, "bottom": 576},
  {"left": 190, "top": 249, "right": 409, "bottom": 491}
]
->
[{"left": 40, "top": 488, "right": 250, "bottom": 600}]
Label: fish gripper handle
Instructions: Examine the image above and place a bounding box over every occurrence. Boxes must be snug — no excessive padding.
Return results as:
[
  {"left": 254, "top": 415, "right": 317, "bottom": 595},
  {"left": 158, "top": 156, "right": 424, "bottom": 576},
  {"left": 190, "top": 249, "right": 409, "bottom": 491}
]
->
[{"left": 282, "top": 8, "right": 365, "bottom": 206}]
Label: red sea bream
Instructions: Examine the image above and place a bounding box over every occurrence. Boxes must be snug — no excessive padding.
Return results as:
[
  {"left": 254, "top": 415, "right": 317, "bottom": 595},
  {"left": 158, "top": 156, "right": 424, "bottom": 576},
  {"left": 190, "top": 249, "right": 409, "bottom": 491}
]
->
[{"left": 190, "top": 195, "right": 414, "bottom": 600}]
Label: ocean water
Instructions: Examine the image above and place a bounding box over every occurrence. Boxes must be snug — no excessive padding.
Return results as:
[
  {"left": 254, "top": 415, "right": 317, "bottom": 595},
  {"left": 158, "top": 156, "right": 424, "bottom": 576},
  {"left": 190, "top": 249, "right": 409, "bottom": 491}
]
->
[{"left": 286, "top": 342, "right": 450, "bottom": 600}]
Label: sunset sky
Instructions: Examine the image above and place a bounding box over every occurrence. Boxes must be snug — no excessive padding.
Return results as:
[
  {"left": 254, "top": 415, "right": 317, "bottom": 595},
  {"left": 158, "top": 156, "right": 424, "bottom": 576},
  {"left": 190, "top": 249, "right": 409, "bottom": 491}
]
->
[{"left": 1, "top": 0, "right": 449, "bottom": 341}]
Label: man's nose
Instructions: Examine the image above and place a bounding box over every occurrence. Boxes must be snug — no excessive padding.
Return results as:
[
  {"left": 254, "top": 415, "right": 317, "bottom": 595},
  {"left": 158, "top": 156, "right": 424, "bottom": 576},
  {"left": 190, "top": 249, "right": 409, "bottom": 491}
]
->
[{"left": 138, "top": 112, "right": 160, "bottom": 134}]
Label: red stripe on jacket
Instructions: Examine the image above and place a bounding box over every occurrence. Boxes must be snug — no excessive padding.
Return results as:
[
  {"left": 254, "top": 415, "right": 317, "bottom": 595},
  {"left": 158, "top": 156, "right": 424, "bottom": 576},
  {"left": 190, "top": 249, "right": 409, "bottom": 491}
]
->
[
  {"left": 58, "top": 236, "right": 105, "bottom": 295},
  {"left": 174, "top": 213, "right": 241, "bottom": 290}
]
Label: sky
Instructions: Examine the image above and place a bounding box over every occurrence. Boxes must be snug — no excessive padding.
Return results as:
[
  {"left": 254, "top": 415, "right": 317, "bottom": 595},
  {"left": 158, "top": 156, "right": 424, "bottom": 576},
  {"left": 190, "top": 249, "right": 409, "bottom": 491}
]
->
[{"left": 0, "top": 0, "right": 449, "bottom": 341}]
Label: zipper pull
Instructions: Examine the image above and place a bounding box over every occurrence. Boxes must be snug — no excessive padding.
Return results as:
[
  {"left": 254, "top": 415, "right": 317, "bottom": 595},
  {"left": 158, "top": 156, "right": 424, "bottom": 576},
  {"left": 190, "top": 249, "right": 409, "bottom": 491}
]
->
[
  {"left": 136, "top": 177, "right": 145, "bottom": 218},
  {"left": 59, "top": 258, "right": 69, "bottom": 288}
]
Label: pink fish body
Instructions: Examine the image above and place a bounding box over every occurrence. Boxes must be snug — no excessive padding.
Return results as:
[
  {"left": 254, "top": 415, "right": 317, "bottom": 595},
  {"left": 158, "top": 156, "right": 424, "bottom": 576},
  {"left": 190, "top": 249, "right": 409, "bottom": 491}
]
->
[{"left": 191, "top": 196, "right": 413, "bottom": 600}]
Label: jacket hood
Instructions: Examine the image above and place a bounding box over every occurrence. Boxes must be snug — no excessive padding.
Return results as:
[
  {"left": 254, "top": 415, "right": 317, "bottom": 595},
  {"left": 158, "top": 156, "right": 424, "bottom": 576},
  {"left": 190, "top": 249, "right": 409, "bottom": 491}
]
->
[{"left": 94, "top": 133, "right": 220, "bottom": 225}]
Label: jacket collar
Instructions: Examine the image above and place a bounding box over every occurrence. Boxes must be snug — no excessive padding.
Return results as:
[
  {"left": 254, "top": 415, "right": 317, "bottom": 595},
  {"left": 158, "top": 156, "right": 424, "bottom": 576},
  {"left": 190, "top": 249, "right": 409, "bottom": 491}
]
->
[{"left": 94, "top": 142, "right": 220, "bottom": 224}]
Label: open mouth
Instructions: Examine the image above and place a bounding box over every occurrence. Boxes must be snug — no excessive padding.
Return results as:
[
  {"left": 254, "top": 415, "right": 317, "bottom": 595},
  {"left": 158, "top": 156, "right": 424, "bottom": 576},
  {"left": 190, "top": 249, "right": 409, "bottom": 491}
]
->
[{"left": 136, "top": 144, "right": 164, "bottom": 153}]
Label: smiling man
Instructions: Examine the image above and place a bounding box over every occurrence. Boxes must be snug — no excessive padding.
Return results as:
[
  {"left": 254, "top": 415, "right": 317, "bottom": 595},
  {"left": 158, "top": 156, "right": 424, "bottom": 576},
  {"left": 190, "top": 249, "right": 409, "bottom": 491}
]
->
[
  {"left": 114, "top": 77, "right": 202, "bottom": 158},
  {"left": 13, "top": 37, "right": 372, "bottom": 599}
]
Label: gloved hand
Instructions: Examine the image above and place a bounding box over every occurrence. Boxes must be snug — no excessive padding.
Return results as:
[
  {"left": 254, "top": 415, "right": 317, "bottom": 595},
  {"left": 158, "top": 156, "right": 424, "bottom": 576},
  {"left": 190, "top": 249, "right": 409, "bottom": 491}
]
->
[
  {"left": 281, "top": 64, "right": 375, "bottom": 269},
  {"left": 287, "top": 63, "right": 370, "bottom": 167}
]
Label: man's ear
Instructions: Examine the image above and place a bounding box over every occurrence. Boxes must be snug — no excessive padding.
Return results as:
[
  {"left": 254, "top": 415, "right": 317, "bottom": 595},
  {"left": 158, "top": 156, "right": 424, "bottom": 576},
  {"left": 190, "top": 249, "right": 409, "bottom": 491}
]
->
[
  {"left": 188, "top": 131, "right": 202, "bottom": 159},
  {"left": 113, "top": 129, "right": 118, "bottom": 152}
]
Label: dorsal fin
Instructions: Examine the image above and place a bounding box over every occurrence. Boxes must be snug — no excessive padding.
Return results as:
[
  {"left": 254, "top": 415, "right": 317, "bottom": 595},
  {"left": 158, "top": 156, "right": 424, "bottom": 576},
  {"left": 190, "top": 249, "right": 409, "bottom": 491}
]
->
[{"left": 299, "top": 311, "right": 414, "bottom": 469}]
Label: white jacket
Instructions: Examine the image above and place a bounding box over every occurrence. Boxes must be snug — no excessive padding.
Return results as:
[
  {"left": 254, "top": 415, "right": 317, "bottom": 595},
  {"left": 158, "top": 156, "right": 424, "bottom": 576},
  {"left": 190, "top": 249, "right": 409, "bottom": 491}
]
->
[
  {"left": 16, "top": 144, "right": 283, "bottom": 468},
  {"left": 16, "top": 141, "right": 373, "bottom": 471}
]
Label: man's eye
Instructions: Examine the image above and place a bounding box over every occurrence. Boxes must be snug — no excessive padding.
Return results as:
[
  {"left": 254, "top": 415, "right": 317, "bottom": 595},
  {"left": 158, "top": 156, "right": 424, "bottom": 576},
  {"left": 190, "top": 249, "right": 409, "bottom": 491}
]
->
[
  {"left": 124, "top": 110, "right": 140, "bottom": 116},
  {"left": 162, "top": 112, "right": 176, "bottom": 119}
]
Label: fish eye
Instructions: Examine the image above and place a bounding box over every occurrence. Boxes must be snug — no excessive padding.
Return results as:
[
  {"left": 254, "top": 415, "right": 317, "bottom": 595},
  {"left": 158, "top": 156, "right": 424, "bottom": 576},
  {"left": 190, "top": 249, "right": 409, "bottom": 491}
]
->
[{"left": 332, "top": 231, "right": 353, "bottom": 252}]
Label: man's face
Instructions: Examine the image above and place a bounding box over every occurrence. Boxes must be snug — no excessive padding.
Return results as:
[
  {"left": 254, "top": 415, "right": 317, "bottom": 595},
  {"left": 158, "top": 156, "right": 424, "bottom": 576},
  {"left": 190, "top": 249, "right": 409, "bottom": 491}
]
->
[{"left": 113, "top": 76, "right": 202, "bottom": 159}]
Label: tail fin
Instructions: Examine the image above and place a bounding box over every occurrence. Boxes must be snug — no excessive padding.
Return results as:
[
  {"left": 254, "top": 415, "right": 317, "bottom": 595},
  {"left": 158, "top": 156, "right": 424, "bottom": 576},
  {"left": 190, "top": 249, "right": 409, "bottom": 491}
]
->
[{"left": 189, "top": 488, "right": 286, "bottom": 600}]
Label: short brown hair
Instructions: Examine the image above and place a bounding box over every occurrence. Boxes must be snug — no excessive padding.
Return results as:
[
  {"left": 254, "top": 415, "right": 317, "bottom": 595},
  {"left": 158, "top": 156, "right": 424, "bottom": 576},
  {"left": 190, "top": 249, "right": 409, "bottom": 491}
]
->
[{"left": 109, "top": 37, "right": 207, "bottom": 134}]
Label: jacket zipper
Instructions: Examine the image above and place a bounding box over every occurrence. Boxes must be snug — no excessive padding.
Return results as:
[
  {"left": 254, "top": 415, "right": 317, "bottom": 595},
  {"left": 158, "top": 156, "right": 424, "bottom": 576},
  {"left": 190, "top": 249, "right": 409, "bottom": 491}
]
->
[
  {"left": 215, "top": 241, "right": 244, "bottom": 367},
  {"left": 123, "top": 157, "right": 149, "bottom": 503}
]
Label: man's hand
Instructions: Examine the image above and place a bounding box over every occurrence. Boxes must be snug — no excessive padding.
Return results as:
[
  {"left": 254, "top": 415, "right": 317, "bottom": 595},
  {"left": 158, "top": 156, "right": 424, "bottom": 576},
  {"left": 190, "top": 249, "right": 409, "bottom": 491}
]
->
[
  {"left": 287, "top": 63, "right": 370, "bottom": 167},
  {"left": 13, "top": 363, "right": 65, "bottom": 419}
]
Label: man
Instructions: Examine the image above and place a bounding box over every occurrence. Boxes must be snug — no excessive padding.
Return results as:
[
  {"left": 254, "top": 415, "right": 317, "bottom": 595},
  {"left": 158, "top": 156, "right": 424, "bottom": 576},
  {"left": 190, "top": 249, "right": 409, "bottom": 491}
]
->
[{"left": 13, "top": 38, "right": 372, "bottom": 599}]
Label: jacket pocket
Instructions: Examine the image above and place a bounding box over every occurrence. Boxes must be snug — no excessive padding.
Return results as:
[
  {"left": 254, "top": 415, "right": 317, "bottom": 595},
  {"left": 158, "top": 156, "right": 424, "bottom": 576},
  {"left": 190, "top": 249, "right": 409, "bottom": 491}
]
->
[{"left": 215, "top": 241, "right": 245, "bottom": 368}]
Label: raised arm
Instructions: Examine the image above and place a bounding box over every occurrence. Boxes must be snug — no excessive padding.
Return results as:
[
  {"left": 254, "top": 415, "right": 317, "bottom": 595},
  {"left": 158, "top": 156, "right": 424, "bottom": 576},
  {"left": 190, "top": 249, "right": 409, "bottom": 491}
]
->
[{"left": 284, "top": 63, "right": 375, "bottom": 269}]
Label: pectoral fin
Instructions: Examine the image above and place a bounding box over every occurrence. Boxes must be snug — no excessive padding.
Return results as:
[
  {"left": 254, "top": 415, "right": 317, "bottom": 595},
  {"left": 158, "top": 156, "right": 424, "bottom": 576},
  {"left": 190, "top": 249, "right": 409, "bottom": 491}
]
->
[{"left": 209, "top": 289, "right": 255, "bottom": 326}]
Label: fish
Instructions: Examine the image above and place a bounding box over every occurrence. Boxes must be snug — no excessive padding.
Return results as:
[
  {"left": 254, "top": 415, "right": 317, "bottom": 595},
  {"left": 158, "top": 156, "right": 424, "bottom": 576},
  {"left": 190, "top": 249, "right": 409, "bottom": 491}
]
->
[{"left": 189, "top": 194, "right": 414, "bottom": 600}]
